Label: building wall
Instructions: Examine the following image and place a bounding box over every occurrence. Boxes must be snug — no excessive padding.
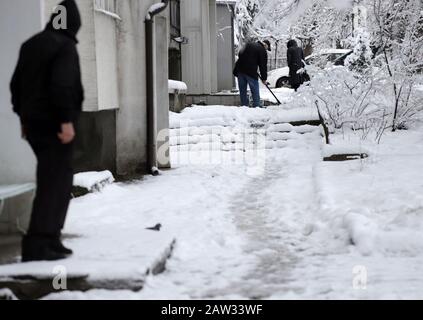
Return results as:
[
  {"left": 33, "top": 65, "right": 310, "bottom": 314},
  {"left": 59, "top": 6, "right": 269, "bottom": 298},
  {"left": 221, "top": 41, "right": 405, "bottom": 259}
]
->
[
  {"left": 73, "top": 110, "right": 117, "bottom": 174},
  {"left": 115, "top": 0, "right": 148, "bottom": 176},
  {"left": 43, "top": 0, "right": 117, "bottom": 174},
  {"left": 45, "top": 0, "right": 120, "bottom": 112},
  {"left": 94, "top": 11, "right": 120, "bottom": 111},
  {"left": 44, "top": 0, "right": 99, "bottom": 112},
  {"left": 209, "top": 0, "right": 218, "bottom": 93},
  {"left": 45, "top": 0, "right": 170, "bottom": 176},
  {"left": 216, "top": 4, "right": 235, "bottom": 91},
  {"left": 180, "top": 0, "right": 217, "bottom": 95},
  {"left": 0, "top": 0, "right": 43, "bottom": 184},
  {"left": 1, "top": 0, "right": 171, "bottom": 183},
  {"left": 115, "top": 0, "right": 170, "bottom": 176}
]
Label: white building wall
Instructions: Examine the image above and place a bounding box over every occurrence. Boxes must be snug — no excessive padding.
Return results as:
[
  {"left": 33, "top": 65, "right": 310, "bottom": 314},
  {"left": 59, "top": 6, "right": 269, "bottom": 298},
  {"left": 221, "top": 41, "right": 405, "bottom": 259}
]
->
[
  {"left": 180, "top": 0, "right": 217, "bottom": 95},
  {"left": 94, "top": 9, "right": 119, "bottom": 111},
  {"left": 0, "top": 0, "right": 170, "bottom": 181},
  {"left": 0, "top": 0, "right": 43, "bottom": 184},
  {"left": 44, "top": 0, "right": 99, "bottom": 112},
  {"left": 45, "top": 0, "right": 120, "bottom": 112}
]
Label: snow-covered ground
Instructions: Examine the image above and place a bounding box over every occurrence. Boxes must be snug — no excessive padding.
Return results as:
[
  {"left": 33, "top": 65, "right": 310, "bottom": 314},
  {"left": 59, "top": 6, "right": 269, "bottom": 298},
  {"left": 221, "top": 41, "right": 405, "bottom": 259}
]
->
[
  {"left": 9, "top": 94, "right": 423, "bottom": 300},
  {"left": 44, "top": 109, "right": 324, "bottom": 300}
]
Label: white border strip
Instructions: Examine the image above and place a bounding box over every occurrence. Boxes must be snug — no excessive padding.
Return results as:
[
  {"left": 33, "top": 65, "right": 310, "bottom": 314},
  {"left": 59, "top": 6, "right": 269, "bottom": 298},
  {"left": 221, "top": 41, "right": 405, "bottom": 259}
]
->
[{"left": 94, "top": 8, "right": 122, "bottom": 20}]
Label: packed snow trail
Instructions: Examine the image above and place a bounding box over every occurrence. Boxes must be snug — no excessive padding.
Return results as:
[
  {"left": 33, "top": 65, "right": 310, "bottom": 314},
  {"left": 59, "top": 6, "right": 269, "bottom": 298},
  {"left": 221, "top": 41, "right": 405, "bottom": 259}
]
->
[
  {"left": 227, "top": 156, "right": 315, "bottom": 299},
  {"left": 135, "top": 121, "right": 324, "bottom": 299},
  {"left": 133, "top": 149, "right": 322, "bottom": 299}
]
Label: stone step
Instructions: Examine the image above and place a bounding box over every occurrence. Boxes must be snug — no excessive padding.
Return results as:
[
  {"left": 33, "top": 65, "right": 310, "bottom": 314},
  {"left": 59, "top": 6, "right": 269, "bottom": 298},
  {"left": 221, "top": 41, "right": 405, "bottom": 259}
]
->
[
  {"left": 172, "top": 143, "right": 289, "bottom": 152},
  {"left": 0, "top": 235, "right": 176, "bottom": 300},
  {"left": 169, "top": 127, "right": 323, "bottom": 148}
]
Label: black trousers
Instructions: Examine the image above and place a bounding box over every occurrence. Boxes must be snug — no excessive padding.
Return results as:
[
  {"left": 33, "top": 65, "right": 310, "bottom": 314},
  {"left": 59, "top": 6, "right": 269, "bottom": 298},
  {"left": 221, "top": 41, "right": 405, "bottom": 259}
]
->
[{"left": 26, "top": 131, "right": 74, "bottom": 239}]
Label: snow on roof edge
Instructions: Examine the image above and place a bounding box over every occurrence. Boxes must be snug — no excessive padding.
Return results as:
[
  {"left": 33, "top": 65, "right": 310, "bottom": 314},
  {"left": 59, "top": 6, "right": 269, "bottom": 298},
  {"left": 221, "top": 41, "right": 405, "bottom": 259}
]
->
[{"left": 216, "top": 0, "right": 237, "bottom": 4}]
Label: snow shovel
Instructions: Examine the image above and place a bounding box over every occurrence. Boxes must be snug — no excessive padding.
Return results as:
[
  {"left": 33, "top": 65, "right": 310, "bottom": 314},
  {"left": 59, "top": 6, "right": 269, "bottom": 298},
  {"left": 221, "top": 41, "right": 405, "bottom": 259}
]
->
[{"left": 258, "top": 75, "right": 282, "bottom": 105}]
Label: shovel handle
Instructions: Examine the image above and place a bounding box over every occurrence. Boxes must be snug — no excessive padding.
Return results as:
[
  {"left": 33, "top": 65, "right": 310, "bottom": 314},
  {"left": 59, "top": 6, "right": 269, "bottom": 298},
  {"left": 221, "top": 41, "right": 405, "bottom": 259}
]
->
[{"left": 258, "top": 74, "right": 282, "bottom": 105}]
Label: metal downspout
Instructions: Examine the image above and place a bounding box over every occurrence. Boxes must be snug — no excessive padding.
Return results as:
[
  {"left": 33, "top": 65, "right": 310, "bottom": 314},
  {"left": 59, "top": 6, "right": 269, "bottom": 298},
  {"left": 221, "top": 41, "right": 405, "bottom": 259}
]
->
[{"left": 145, "top": 0, "right": 169, "bottom": 176}]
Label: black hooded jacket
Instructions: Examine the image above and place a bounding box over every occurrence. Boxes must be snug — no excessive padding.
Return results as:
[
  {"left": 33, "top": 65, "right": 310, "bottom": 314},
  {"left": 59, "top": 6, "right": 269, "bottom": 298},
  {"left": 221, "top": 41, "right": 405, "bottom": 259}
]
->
[
  {"left": 10, "top": 0, "right": 84, "bottom": 132},
  {"left": 233, "top": 42, "right": 268, "bottom": 81},
  {"left": 287, "top": 40, "right": 305, "bottom": 87}
]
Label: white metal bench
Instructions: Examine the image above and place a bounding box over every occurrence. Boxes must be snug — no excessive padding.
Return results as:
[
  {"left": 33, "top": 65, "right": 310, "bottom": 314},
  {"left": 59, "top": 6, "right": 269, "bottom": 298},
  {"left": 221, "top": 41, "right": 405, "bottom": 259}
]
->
[{"left": 0, "top": 184, "right": 35, "bottom": 234}]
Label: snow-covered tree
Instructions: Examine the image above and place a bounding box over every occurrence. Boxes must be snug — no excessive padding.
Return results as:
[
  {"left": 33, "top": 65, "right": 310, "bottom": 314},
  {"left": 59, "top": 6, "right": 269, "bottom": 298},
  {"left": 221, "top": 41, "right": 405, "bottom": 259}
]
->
[
  {"left": 235, "top": 0, "right": 261, "bottom": 49},
  {"left": 234, "top": 0, "right": 357, "bottom": 62},
  {"left": 233, "top": 0, "right": 423, "bottom": 134},
  {"left": 345, "top": 29, "right": 373, "bottom": 73}
]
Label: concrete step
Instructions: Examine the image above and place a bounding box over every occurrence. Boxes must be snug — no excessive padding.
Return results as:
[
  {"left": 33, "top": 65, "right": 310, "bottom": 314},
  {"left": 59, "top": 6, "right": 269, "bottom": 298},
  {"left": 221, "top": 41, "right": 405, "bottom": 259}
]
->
[
  {"left": 0, "top": 234, "right": 176, "bottom": 300},
  {"left": 169, "top": 125, "right": 323, "bottom": 149}
]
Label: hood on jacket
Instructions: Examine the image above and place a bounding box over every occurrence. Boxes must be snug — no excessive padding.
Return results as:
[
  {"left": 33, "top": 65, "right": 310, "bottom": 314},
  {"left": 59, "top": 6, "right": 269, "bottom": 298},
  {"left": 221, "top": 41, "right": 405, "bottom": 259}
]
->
[
  {"left": 287, "top": 39, "right": 298, "bottom": 48},
  {"left": 260, "top": 40, "right": 272, "bottom": 52},
  {"left": 46, "top": 0, "right": 81, "bottom": 42}
]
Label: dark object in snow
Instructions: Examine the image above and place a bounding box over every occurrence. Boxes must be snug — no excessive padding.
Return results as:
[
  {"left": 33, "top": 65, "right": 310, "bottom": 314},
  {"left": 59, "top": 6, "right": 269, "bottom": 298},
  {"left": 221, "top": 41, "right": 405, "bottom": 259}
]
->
[
  {"left": 146, "top": 224, "right": 162, "bottom": 231},
  {"left": 72, "top": 186, "right": 90, "bottom": 198},
  {"left": 250, "top": 122, "right": 266, "bottom": 129},
  {"left": 324, "top": 153, "right": 369, "bottom": 162}
]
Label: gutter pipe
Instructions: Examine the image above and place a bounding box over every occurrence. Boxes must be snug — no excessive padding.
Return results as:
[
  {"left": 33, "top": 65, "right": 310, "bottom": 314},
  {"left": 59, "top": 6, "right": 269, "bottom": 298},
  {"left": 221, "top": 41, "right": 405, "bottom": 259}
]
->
[{"left": 145, "top": 0, "right": 169, "bottom": 176}]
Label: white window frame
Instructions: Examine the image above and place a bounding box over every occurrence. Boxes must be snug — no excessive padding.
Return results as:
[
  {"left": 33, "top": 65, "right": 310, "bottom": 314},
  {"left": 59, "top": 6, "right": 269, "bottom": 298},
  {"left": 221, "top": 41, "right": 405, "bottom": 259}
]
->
[{"left": 94, "top": 0, "right": 121, "bottom": 20}]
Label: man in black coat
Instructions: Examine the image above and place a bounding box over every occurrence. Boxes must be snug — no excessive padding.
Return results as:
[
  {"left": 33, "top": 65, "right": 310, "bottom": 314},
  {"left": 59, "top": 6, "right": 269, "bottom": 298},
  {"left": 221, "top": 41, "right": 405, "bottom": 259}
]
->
[
  {"left": 234, "top": 40, "right": 270, "bottom": 107},
  {"left": 287, "top": 39, "right": 306, "bottom": 91},
  {"left": 10, "top": 0, "right": 84, "bottom": 262}
]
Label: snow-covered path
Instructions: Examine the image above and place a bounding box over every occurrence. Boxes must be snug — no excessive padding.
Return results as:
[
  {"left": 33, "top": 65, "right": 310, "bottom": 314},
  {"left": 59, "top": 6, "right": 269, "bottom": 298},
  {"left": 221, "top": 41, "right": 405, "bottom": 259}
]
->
[
  {"left": 131, "top": 142, "right": 323, "bottom": 300},
  {"left": 127, "top": 106, "right": 324, "bottom": 300},
  {"left": 44, "top": 105, "right": 423, "bottom": 300},
  {"left": 227, "top": 154, "right": 314, "bottom": 299},
  {"left": 43, "top": 105, "right": 325, "bottom": 300}
]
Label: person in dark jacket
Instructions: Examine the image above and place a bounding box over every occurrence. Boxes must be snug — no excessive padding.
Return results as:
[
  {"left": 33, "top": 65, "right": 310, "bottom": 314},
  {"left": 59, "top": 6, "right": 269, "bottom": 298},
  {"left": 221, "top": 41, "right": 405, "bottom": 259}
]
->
[
  {"left": 10, "top": 0, "right": 84, "bottom": 262},
  {"left": 234, "top": 40, "right": 270, "bottom": 108},
  {"left": 287, "top": 39, "right": 306, "bottom": 91}
]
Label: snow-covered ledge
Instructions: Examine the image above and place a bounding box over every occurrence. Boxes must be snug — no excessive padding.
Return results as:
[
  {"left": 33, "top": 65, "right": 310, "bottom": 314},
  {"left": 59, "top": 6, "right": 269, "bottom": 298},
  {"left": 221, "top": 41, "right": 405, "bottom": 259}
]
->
[
  {"left": 169, "top": 80, "right": 188, "bottom": 113},
  {"left": 168, "top": 80, "right": 188, "bottom": 94},
  {"left": 73, "top": 171, "right": 115, "bottom": 195}
]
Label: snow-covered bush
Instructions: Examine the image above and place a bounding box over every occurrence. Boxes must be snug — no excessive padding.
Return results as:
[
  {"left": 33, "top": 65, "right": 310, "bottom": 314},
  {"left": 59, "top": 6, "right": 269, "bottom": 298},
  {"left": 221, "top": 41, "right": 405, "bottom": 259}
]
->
[
  {"left": 291, "top": 62, "right": 423, "bottom": 142},
  {"left": 302, "top": 66, "right": 387, "bottom": 141},
  {"left": 345, "top": 29, "right": 373, "bottom": 74},
  {"left": 368, "top": 0, "right": 423, "bottom": 131}
]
